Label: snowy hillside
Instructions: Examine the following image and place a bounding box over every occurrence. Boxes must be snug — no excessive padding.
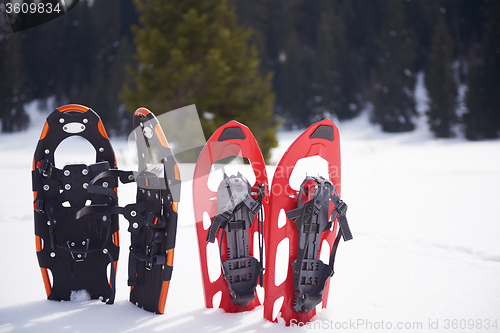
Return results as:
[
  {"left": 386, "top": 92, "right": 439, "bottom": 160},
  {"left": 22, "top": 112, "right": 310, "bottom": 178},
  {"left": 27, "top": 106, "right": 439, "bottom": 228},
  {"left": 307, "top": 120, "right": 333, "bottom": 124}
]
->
[{"left": 0, "top": 104, "right": 499, "bottom": 332}]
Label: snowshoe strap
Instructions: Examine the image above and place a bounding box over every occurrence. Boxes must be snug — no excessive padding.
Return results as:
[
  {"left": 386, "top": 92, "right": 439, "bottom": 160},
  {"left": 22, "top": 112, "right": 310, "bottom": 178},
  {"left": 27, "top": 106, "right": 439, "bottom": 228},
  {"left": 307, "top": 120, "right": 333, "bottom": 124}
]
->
[
  {"left": 75, "top": 204, "right": 125, "bottom": 220},
  {"left": 329, "top": 186, "right": 352, "bottom": 242},
  {"left": 104, "top": 250, "right": 116, "bottom": 304},
  {"left": 206, "top": 209, "right": 233, "bottom": 243}
]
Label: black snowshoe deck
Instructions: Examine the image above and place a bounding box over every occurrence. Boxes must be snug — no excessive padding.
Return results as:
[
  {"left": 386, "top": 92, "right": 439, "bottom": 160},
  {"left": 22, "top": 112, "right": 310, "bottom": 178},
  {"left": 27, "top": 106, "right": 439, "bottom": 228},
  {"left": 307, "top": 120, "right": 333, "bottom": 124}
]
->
[{"left": 32, "top": 104, "right": 120, "bottom": 303}]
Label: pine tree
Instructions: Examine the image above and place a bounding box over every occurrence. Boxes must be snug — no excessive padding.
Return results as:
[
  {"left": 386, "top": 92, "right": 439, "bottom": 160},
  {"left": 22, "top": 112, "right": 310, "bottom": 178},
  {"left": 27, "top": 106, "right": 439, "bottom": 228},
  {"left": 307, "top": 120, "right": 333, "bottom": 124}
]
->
[
  {"left": 275, "top": 29, "right": 310, "bottom": 127},
  {"left": 0, "top": 31, "right": 29, "bottom": 132},
  {"left": 313, "top": 4, "right": 358, "bottom": 122},
  {"left": 463, "top": 0, "right": 500, "bottom": 140},
  {"left": 267, "top": 0, "right": 309, "bottom": 128},
  {"left": 482, "top": 0, "right": 500, "bottom": 137},
  {"left": 122, "top": 0, "right": 278, "bottom": 160},
  {"left": 84, "top": 0, "right": 132, "bottom": 132},
  {"left": 425, "top": 14, "right": 457, "bottom": 138},
  {"left": 371, "top": 0, "right": 418, "bottom": 132}
]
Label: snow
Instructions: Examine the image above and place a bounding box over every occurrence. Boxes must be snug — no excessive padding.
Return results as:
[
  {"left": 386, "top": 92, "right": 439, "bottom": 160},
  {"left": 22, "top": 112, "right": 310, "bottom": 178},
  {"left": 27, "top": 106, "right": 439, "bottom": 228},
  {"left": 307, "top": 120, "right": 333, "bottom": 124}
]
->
[{"left": 0, "top": 102, "right": 499, "bottom": 332}]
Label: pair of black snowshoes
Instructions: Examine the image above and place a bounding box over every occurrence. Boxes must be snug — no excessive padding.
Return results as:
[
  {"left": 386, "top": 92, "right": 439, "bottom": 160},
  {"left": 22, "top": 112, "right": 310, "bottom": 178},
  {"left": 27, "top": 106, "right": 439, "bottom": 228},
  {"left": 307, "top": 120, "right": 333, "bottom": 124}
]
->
[{"left": 32, "top": 104, "right": 180, "bottom": 313}]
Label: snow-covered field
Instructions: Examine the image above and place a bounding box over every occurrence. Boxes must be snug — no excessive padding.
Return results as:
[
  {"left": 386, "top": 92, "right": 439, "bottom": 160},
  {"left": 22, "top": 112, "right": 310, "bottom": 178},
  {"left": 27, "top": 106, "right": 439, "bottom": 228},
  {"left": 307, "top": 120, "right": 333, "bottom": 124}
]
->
[{"left": 0, "top": 104, "right": 499, "bottom": 332}]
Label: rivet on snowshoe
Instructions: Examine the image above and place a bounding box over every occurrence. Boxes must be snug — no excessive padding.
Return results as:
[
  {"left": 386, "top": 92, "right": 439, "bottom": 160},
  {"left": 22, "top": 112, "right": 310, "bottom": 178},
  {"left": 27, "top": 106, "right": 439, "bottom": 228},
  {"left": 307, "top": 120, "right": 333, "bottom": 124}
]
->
[
  {"left": 64, "top": 170, "right": 70, "bottom": 176},
  {"left": 44, "top": 149, "right": 50, "bottom": 154},
  {"left": 131, "top": 211, "right": 137, "bottom": 217},
  {"left": 99, "top": 147, "right": 104, "bottom": 153},
  {"left": 83, "top": 118, "right": 88, "bottom": 124},
  {"left": 132, "top": 222, "right": 139, "bottom": 229},
  {"left": 50, "top": 252, "right": 56, "bottom": 258},
  {"left": 128, "top": 174, "right": 134, "bottom": 181},
  {"left": 82, "top": 169, "right": 89, "bottom": 175},
  {"left": 102, "top": 215, "right": 107, "bottom": 222},
  {"left": 102, "top": 182, "right": 108, "bottom": 188},
  {"left": 83, "top": 183, "right": 88, "bottom": 189},
  {"left": 43, "top": 184, "right": 50, "bottom": 191},
  {"left": 65, "top": 184, "right": 71, "bottom": 190},
  {"left": 59, "top": 118, "right": 65, "bottom": 123},
  {"left": 143, "top": 127, "right": 154, "bottom": 138},
  {"left": 103, "top": 248, "right": 108, "bottom": 254}
]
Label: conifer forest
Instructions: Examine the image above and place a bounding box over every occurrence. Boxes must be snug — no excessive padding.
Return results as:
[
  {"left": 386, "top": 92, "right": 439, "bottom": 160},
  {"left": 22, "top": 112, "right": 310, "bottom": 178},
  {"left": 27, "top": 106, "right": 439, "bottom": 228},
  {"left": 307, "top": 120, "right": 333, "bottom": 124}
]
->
[{"left": 1, "top": 0, "right": 499, "bottom": 158}]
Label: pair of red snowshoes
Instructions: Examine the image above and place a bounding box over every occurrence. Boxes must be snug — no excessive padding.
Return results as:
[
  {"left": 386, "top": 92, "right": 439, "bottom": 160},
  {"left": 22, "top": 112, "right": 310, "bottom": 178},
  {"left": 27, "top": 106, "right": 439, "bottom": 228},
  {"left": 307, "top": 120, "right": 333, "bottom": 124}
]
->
[
  {"left": 193, "top": 119, "right": 352, "bottom": 325},
  {"left": 32, "top": 104, "right": 180, "bottom": 314}
]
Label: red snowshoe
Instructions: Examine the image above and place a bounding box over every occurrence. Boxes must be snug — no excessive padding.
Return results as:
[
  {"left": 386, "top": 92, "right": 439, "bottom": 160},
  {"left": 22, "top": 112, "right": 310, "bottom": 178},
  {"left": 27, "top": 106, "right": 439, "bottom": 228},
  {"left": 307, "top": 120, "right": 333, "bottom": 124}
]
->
[{"left": 193, "top": 121, "right": 269, "bottom": 312}]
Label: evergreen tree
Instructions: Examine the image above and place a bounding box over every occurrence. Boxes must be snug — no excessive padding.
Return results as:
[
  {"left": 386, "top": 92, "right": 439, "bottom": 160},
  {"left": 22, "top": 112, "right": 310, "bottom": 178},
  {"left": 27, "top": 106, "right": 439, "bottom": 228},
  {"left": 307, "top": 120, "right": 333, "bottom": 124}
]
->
[
  {"left": 335, "top": 0, "right": 385, "bottom": 108},
  {"left": 84, "top": 0, "right": 134, "bottom": 131},
  {"left": 0, "top": 30, "right": 29, "bottom": 132},
  {"left": 463, "top": 0, "right": 500, "bottom": 140},
  {"left": 15, "top": 0, "right": 136, "bottom": 133},
  {"left": 371, "top": 0, "right": 417, "bottom": 132},
  {"left": 265, "top": 0, "right": 310, "bottom": 128},
  {"left": 463, "top": 48, "right": 485, "bottom": 140},
  {"left": 231, "top": 0, "right": 269, "bottom": 74},
  {"left": 482, "top": 0, "right": 500, "bottom": 137},
  {"left": 122, "top": 0, "right": 278, "bottom": 160},
  {"left": 312, "top": 4, "right": 357, "bottom": 122},
  {"left": 425, "top": 14, "right": 457, "bottom": 138},
  {"left": 275, "top": 29, "right": 310, "bottom": 127}
]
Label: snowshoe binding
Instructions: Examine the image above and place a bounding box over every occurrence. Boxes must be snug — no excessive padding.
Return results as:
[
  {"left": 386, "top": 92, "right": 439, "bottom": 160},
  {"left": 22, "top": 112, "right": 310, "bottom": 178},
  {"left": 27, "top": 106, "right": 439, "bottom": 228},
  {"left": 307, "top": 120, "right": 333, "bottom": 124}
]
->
[
  {"left": 206, "top": 172, "right": 265, "bottom": 307},
  {"left": 287, "top": 176, "right": 351, "bottom": 314}
]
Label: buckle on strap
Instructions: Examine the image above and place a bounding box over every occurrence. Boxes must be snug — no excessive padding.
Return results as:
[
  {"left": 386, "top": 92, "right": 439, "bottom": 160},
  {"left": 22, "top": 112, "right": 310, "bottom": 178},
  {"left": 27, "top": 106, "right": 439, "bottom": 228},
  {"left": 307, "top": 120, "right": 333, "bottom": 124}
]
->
[
  {"left": 243, "top": 195, "right": 260, "bottom": 215},
  {"left": 38, "top": 159, "right": 53, "bottom": 177},
  {"left": 336, "top": 200, "right": 348, "bottom": 216}
]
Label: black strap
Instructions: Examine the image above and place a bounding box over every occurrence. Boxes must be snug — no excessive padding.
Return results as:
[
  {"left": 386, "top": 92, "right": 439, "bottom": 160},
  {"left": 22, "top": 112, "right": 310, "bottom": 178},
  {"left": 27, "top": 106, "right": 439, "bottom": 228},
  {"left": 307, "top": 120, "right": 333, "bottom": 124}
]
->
[
  {"left": 128, "top": 248, "right": 138, "bottom": 286},
  {"left": 256, "top": 183, "right": 265, "bottom": 287},
  {"left": 206, "top": 209, "right": 233, "bottom": 243},
  {"left": 329, "top": 188, "right": 352, "bottom": 242},
  {"left": 75, "top": 205, "right": 125, "bottom": 220},
  {"left": 89, "top": 169, "right": 135, "bottom": 186},
  {"left": 105, "top": 250, "right": 116, "bottom": 304},
  {"left": 328, "top": 227, "right": 343, "bottom": 276}
]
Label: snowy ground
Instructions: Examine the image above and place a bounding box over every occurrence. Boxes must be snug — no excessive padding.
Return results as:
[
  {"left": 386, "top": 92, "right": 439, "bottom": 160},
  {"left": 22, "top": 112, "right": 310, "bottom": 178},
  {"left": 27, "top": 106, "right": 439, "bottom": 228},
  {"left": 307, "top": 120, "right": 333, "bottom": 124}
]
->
[{"left": 0, "top": 104, "right": 499, "bottom": 332}]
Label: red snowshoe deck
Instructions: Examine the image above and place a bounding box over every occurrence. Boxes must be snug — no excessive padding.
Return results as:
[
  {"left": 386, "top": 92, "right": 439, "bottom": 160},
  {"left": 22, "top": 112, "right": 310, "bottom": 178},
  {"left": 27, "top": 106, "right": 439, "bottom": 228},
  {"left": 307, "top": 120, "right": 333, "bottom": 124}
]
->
[
  {"left": 193, "top": 120, "right": 269, "bottom": 313},
  {"left": 263, "top": 118, "right": 347, "bottom": 325}
]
